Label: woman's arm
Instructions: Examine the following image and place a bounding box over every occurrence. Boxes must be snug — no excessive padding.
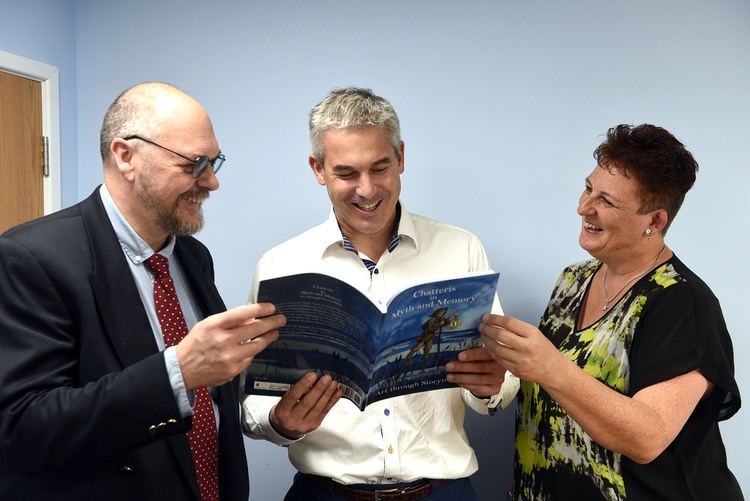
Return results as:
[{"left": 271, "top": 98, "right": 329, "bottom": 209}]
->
[{"left": 480, "top": 314, "right": 711, "bottom": 463}]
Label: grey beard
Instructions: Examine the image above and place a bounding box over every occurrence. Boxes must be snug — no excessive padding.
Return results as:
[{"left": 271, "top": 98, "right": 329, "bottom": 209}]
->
[
  {"left": 137, "top": 186, "right": 206, "bottom": 237},
  {"left": 160, "top": 206, "right": 204, "bottom": 236}
]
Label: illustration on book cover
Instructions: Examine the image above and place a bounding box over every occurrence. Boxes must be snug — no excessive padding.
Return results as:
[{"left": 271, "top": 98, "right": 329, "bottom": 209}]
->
[{"left": 244, "top": 271, "right": 499, "bottom": 410}]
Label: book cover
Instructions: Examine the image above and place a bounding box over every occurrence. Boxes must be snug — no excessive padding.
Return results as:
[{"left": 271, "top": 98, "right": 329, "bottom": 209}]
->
[{"left": 243, "top": 271, "right": 499, "bottom": 410}]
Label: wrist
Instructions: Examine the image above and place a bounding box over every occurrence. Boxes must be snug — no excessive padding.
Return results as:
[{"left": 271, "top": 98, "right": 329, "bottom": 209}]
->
[
  {"left": 541, "top": 352, "right": 572, "bottom": 393},
  {"left": 174, "top": 342, "right": 195, "bottom": 390},
  {"left": 269, "top": 407, "right": 303, "bottom": 440}
]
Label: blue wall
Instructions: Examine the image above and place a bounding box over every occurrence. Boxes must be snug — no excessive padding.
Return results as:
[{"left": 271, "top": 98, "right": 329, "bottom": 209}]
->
[
  {"left": 0, "top": 0, "right": 78, "bottom": 208},
  {"left": 2, "top": 1, "right": 749, "bottom": 499}
]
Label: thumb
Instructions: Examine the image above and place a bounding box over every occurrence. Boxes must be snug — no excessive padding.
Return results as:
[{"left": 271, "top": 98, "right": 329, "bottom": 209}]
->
[{"left": 210, "top": 303, "right": 277, "bottom": 328}]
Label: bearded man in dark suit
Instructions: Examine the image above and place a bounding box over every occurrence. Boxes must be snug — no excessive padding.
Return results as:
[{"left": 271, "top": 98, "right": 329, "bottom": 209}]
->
[{"left": 0, "top": 82, "right": 284, "bottom": 501}]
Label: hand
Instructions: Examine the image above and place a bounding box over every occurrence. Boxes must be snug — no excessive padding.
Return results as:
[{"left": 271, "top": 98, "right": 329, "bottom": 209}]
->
[
  {"left": 269, "top": 372, "right": 342, "bottom": 440},
  {"left": 176, "top": 303, "right": 285, "bottom": 389},
  {"left": 479, "top": 314, "right": 563, "bottom": 386},
  {"left": 445, "top": 346, "right": 506, "bottom": 397}
]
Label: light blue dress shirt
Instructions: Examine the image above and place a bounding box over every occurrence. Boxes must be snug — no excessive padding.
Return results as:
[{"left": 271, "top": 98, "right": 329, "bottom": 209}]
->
[{"left": 99, "top": 185, "right": 204, "bottom": 418}]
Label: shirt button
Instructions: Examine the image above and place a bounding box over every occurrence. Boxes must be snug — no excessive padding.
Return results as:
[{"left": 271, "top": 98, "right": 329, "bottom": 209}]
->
[
  {"left": 387, "top": 446, "right": 393, "bottom": 454},
  {"left": 134, "top": 255, "right": 142, "bottom": 263},
  {"left": 384, "top": 408, "right": 390, "bottom": 416},
  {"left": 373, "top": 269, "right": 379, "bottom": 274}
]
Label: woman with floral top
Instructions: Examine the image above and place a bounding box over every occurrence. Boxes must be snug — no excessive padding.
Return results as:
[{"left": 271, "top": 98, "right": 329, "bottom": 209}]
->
[{"left": 480, "top": 124, "right": 742, "bottom": 501}]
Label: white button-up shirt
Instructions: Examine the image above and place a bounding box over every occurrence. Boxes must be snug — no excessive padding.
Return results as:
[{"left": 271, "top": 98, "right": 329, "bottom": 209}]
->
[{"left": 242, "top": 206, "right": 518, "bottom": 484}]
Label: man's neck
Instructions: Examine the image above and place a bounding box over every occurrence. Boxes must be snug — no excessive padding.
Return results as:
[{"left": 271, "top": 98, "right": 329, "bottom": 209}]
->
[
  {"left": 350, "top": 235, "right": 390, "bottom": 264},
  {"left": 346, "top": 205, "right": 400, "bottom": 263},
  {"left": 103, "top": 180, "right": 168, "bottom": 251}
]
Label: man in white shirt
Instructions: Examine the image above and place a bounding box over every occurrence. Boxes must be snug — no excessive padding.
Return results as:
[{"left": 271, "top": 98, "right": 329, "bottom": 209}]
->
[{"left": 242, "top": 87, "right": 517, "bottom": 501}]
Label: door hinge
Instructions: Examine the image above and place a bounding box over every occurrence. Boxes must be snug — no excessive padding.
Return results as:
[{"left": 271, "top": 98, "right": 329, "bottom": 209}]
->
[{"left": 42, "top": 136, "right": 49, "bottom": 177}]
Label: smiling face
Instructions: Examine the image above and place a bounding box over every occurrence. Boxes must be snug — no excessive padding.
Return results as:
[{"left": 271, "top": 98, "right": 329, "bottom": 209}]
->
[
  {"left": 133, "top": 103, "right": 220, "bottom": 240},
  {"left": 310, "top": 126, "right": 404, "bottom": 256},
  {"left": 107, "top": 87, "right": 221, "bottom": 250},
  {"left": 577, "top": 164, "right": 658, "bottom": 265}
]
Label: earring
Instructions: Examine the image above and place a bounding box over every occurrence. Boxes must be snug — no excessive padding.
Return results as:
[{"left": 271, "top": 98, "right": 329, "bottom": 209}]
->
[{"left": 645, "top": 228, "right": 652, "bottom": 236}]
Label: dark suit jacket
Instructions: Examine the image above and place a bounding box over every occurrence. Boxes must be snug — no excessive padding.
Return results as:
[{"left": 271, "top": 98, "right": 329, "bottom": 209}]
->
[{"left": 0, "top": 189, "right": 249, "bottom": 500}]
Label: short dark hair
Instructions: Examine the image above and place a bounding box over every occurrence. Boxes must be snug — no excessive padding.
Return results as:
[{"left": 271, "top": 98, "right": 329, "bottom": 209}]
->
[{"left": 594, "top": 124, "right": 698, "bottom": 232}]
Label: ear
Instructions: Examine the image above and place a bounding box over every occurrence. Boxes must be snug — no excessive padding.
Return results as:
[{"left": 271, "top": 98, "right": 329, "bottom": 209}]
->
[
  {"left": 110, "top": 138, "right": 137, "bottom": 182},
  {"left": 647, "top": 208, "right": 669, "bottom": 235},
  {"left": 398, "top": 141, "right": 405, "bottom": 174},
  {"left": 309, "top": 155, "right": 326, "bottom": 186}
]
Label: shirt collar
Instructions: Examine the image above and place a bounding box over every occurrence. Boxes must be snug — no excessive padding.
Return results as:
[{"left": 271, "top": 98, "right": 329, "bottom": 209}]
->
[
  {"left": 320, "top": 202, "right": 419, "bottom": 257},
  {"left": 341, "top": 204, "right": 401, "bottom": 253},
  {"left": 99, "top": 184, "right": 176, "bottom": 265},
  {"left": 395, "top": 203, "right": 418, "bottom": 248}
]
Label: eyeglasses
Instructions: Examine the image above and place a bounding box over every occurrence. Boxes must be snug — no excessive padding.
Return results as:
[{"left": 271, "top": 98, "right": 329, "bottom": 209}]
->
[{"left": 123, "top": 134, "right": 225, "bottom": 178}]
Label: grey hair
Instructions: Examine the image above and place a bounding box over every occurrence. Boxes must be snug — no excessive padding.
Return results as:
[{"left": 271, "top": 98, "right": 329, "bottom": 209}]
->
[
  {"left": 99, "top": 82, "right": 184, "bottom": 163},
  {"left": 309, "top": 87, "right": 401, "bottom": 165}
]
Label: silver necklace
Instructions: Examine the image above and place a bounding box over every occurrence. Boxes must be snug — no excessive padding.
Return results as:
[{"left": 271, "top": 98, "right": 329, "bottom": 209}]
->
[{"left": 602, "top": 245, "right": 666, "bottom": 312}]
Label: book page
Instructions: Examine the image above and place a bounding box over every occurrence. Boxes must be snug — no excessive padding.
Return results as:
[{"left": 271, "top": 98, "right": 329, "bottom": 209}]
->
[{"left": 244, "top": 273, "right": 382, "bottom": 407}]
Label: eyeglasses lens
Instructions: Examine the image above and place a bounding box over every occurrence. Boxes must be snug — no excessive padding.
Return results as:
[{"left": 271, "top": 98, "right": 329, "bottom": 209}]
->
[
  {"left": 191, "top": 155, "right": 225, "bottom": 178},
  {"left": 192, "top": 157, "right": 210, "bottom": 178}
]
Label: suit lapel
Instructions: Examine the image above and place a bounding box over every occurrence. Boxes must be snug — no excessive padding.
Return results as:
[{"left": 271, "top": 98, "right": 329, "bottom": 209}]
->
[
  {"left": 175, "top": 239, "right": 239, "bottom": 492},
  {"left": 80, "top": 190, "right": 159, "bottom": 367},
  {"left": 174, "top": 239, "right": 231, "bottom": 411},
  {"left": 80, "top": 189, "right": 201, "bottom": 500},
  {"left": 175, "top": 239, "right": 225, "bottom": 317}
]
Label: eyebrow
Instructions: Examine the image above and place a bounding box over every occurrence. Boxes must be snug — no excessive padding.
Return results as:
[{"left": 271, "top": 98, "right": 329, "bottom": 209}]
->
[
  {"left": 190, "top": 150, "right": 223, "bottom": 160},
  {"left": 331, "top": 156, "right": 393, "bottom": 172}
]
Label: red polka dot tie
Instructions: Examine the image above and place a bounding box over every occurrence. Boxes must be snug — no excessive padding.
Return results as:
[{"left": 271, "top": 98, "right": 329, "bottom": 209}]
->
[{"left": 146, "top": 254, "right": 219, "bottom": 501}]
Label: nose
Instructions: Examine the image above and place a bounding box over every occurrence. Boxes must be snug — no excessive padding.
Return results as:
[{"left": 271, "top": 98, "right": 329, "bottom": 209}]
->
[
  {"left": 577, "top": 192, "right": 593, "bottom": 216},
  {"left": 356, "top": 173, "right": 375, "bottom": 199},
  {"left": 196, "top": 165, "right": 220, "bottom": 191}
]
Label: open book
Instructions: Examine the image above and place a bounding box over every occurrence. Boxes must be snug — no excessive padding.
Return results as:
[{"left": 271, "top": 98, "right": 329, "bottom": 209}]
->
[{"left": 243, "top": 270, "right": 499, "bottom": 410}]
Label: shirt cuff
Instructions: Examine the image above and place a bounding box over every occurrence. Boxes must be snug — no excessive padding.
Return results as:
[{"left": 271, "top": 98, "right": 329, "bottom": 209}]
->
[
  {"left": 241, "top": 395, "right": 304, "bottom": 446},
  {"left": 463, "top": 370, "right": 520, "bottom": 415},
  {"left": 493, "top": 370, "right": 520, "bottom": 411},
  {"left": 165, "top": 346, "right": 194, "bottom": 418}
]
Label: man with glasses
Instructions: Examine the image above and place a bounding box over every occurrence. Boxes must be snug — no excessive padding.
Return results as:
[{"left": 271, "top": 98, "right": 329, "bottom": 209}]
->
[{"left": 0, "top": 82, "right": 284, "bottom": 501}]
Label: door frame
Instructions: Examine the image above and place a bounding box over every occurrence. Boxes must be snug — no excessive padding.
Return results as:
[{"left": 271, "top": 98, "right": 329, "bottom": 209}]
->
[{"left": 0, "top": 49, "right": 62, "bottom": 214}]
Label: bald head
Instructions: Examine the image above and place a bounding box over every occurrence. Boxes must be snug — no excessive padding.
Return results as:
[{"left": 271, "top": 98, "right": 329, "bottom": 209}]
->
[
  {"left": 99, "top": 82, "right": 210, "bottom": 166},
  {"left": 100, "top": 82, "right": 220, "bottom": 249}
]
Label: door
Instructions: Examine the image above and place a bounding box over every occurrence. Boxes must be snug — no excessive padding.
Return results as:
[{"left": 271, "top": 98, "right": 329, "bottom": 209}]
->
[{"left": 0, "top": 70, "right": 43, "bottom": 233}]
